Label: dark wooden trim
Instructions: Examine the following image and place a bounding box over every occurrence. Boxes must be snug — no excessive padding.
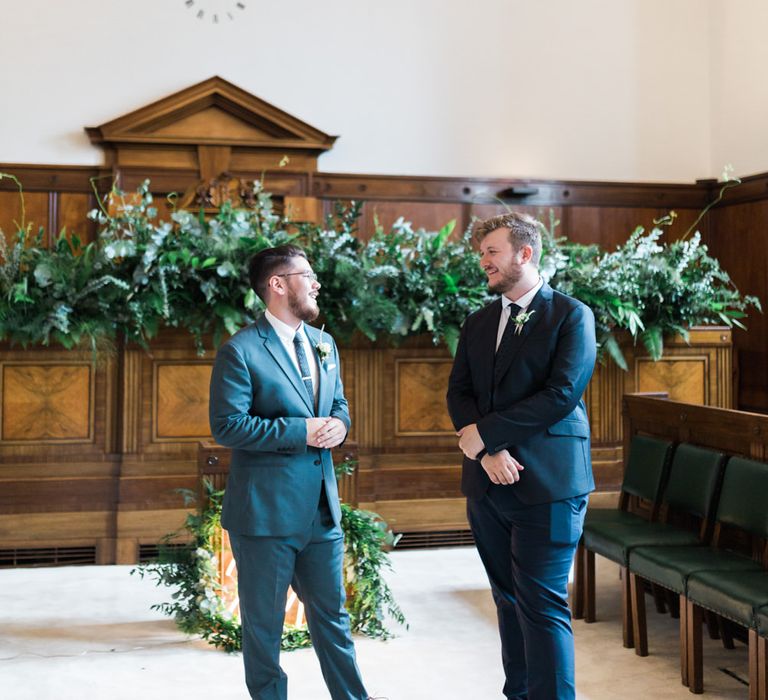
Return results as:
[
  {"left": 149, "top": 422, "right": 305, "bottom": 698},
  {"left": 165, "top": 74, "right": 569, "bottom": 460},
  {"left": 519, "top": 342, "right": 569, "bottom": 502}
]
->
[
  {"left": 0, "top": 162, "right": 713, "bottom": 207},
  {"left": 0, "top": 164, "right": 105, "bottom": 193},
  {"left": 312, "top": 173, "right": 710, "bottom": 208},
  {"left": 4, "top": 161, "right": 768, "bottom": 215},
  {"left": 715, "top": 171, "right": 768, "bottom": 206}
]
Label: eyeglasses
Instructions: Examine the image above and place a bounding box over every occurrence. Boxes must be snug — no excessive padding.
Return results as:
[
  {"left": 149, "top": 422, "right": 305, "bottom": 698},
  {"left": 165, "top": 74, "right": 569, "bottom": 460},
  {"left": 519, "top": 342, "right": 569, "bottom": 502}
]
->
[{"left": 276, "top": 271, "right": 318, "bottom": 282}]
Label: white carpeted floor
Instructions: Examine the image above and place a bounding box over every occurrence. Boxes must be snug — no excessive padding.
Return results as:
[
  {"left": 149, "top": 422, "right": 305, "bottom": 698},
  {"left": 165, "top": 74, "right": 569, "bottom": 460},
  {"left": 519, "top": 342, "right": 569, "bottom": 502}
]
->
[{"left": 0, "top": 547, "right": 751, "bottom": 699}]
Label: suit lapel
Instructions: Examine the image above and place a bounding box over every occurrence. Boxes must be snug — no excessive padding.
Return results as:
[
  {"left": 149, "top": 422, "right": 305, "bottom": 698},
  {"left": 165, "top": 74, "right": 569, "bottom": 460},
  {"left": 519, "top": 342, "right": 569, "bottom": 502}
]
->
[
  {"left": 256, "top": 315, "right": 315, "bottom": 414},
  {"left": 494, "top": 284, "right": 552, "bottom": 384}
]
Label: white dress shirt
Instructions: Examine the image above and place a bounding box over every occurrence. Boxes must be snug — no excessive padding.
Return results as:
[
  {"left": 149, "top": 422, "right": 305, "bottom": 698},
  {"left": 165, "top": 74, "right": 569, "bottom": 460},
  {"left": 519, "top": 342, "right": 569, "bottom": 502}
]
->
[
  {"left": 495, "top": 277, "right": 544, "bottom": 351},
  {"left": 264, "top": 309, "right": 319, "bottom": 404}
]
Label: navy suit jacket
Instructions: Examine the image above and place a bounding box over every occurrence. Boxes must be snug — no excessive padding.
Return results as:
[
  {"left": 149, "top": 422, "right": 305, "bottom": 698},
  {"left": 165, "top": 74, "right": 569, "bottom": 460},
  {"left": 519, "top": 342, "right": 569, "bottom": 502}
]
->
[
  {"left": 446, "top": 282, "right": 597, "bottom": 505},
  {"left": 209, "top": 315, "right": 350, "bottom": 537}
]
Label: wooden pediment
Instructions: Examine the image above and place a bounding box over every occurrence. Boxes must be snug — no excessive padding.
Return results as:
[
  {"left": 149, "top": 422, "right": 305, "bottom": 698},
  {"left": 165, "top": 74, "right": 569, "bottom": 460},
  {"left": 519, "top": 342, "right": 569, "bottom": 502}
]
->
[{"left": 86, "top": 76, "right": 337, "bottom": 177}]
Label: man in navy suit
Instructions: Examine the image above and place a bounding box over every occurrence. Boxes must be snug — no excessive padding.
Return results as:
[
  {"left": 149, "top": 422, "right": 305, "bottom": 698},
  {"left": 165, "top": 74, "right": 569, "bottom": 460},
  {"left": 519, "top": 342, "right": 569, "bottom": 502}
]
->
[
  {"left": 446, "top": 213, "right": 596, "bottom": 700},
  {"left": 209, "top": 245, "right": 370, "bottom": 700}
]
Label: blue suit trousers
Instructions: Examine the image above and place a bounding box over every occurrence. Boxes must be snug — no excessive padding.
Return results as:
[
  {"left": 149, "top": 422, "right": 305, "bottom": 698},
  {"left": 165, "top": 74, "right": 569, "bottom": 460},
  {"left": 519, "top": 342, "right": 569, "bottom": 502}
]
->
[
  {"left": 468, "top": 487, "right": 588, "bottom": 700},
  {"left": 229, "top": 492, "right": 367, "bottom": 700}
]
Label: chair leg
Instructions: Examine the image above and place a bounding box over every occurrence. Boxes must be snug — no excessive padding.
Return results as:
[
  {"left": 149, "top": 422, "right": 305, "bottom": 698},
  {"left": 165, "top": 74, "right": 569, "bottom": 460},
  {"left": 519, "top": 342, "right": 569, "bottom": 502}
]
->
[
  {"left": 650, "top": 583, "right": 667, "bottom": 615},
  {"left": 666, "top": 589, "right": 680, "bottom": 619},
  {"left": 629, "top": 571, "right": 647, "bottom": 656},
  {"left": 758, "top": 633, "right": 768, "bottom": 700},
  {"left": 687, "top": 599, "right": 704, "bottom": 694},
  {"left": 718, "top": 616, "right": 735, "bottom": 649},
  {"left": 620, "top": 566, "right": 634, "bottom": 648},
  {"left": 703, "top": 610, "right": 721, "bottom": 641},
  {"left": 584, "top": 548, "right": 596, "bottom": 623},
  {"left": 749, "top": 629, "right": 759, "bottom": 700},
  {"left": 680, "top": 594, "right": 689, "bottom": 687},
  {"left": 572, "top": 540, "right": 585, "bottom": 619}
]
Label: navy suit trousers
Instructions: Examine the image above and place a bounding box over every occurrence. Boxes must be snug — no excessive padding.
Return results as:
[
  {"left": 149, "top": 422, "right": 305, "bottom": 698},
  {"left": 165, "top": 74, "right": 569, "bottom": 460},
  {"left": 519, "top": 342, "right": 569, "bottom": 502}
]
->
[
  {"left": 229, "top": 491, "right": 367, "bottom": 700},
  {"left": 467, "top": 487, "right": 588, "bottom": 700}
]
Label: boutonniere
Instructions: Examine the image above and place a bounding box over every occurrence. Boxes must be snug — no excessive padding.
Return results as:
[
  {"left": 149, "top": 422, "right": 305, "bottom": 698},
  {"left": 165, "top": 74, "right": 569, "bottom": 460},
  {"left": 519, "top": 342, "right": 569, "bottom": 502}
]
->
[
  {"left": 315, "top": 325, "right": 332, "bottom": 364},
  {"left": 512, "top": 309, "right": 536, "bottom": 335}
]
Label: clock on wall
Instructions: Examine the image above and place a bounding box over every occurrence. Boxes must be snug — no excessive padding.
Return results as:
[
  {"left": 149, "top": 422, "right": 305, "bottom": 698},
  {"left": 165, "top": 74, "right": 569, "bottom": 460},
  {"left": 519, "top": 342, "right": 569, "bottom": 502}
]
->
[{"left": 184, "top": 0, "right": 247, "bottom": 23}]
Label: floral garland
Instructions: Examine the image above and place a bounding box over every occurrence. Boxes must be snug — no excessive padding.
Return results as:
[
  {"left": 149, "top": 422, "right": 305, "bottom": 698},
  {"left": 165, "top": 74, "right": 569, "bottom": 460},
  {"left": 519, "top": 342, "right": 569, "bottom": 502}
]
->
[{"left": 133, "top": 478, "right": 406, "bottom": 652}]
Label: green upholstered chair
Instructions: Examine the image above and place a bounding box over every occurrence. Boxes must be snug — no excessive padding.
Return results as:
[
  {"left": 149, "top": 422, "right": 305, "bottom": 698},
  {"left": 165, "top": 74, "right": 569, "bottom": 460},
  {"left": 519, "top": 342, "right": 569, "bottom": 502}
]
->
[
  {"left": 680, "top": 457, "right": 768, "bottom": 694},
  {"left": 629, "top": 456, "right": 768, "bottom": 692},
  {"left": 574, "top": 435, "right": 674, "bottom": 645},
  {"left": 584, "top": 442, "right": 726, "bottom": 654}
]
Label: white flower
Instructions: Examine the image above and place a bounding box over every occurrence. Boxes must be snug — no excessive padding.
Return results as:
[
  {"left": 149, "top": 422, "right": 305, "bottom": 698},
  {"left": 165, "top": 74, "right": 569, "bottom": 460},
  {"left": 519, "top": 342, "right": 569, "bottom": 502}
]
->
[
  {"left": 315, "top": 325, "right": 332, "bottom": 363},
  {"left": 513, "top": 309, "right": 536, "bottom": 335}
]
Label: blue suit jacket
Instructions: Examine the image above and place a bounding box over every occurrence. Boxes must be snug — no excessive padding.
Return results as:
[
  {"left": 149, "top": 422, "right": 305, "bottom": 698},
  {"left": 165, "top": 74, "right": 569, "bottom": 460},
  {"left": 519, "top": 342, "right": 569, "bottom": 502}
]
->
[
  {"left": 446, "top": 283, "right": 597, "bottom": 505},
  {"left": 209, "top": 315, "right": 350, "bottom": 536}
]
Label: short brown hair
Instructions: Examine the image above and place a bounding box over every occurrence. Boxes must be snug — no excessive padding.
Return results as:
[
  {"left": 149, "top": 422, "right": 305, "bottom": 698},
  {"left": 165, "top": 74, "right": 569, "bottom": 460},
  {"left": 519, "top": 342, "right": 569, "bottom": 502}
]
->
[
  {"left": 474, "top": 212, "right": 542, "bottom": 266},
  {"left": 248, "top": 244, "right": 308, "bottom": 301}
]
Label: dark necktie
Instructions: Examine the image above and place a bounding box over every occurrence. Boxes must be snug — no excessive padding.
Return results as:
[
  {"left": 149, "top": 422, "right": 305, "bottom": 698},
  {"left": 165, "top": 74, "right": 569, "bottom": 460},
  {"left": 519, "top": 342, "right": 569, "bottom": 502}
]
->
[
  {"left": 496, "top": 303, "right": 522, "bottom": 357},
  {"left": 293, "top": 331, "right": 315, "bottom": 406}
]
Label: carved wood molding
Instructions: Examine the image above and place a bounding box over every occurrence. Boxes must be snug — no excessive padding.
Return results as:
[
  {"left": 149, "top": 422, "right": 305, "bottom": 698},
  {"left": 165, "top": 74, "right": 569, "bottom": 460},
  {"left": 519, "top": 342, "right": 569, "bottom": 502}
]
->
[{"left": 85, "top": 76, "right": 337, "bottom": 178}]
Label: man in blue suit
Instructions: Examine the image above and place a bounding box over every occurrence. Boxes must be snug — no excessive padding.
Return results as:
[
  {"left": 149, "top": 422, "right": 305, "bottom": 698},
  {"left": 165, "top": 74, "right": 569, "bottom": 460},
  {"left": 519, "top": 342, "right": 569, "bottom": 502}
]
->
[
  {"left": 209, "top": 245, "right": 370, "bottom": 700},
  {"left": 447, "top": 213, "right": 596, "bottom": 700}
]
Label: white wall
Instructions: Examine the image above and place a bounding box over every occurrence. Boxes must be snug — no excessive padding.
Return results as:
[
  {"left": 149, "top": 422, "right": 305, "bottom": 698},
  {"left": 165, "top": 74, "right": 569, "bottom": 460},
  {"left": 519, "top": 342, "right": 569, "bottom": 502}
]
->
[
  {"left": 709, "top": 0, "right": 768, "bottom": 179},
  {"left": 0, "top": 0, "right": 744, "bottom": 182}
]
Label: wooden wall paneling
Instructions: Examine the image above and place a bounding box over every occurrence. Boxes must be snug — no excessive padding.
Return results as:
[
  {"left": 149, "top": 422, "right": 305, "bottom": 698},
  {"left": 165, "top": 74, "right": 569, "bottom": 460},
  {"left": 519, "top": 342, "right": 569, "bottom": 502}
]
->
[
  {"left": 57, "top": 193, "right": 96, "bottom": 245},
  {"left": 0, "top": 191, "right": 49, "bottom": 247},
  {"left": 562, "top": 207, "right": 663, "bottom": 249},
  {"left": 708, "top": 201, "right": 768, "bottom": 412},
  {"left": 2, "top": 361, "right": 93, "bottom": 441},
  {"left": 358, "top": 201, "right": 465, "bottom": 241},
  {"left": 379, "top": 346, "right": 459, "bottom": 451},
  {"left": 0, "top": 345, "right": 119, "bottom": 561},
  {"left": 468, "top": 204, "right": 565, "bottom": 231},
  {"left": 342, "top": 343, "right": 466, "bottom": 531},
  {"left": 114, "top": 331, "right": 214, "bottom": 563},
  {"left": 0, "top": 347, "right": 116, "bottom": 459},
  {"left": 561, "top": 206, "right": 708, "bottom": 251}
]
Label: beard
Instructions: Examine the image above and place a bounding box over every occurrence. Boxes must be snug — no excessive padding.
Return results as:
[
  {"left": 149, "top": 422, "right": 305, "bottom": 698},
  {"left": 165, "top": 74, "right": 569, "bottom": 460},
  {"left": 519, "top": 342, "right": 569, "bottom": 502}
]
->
[
  {"left": 288, "top": 288, "right": 320, "bottom": 322},
  {"left": 487, "top": 264, "right": 523, "bottom": 295}
]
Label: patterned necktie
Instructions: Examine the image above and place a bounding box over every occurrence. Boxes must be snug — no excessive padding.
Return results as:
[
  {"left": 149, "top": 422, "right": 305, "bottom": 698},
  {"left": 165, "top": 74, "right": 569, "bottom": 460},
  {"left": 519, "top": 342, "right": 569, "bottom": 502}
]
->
[{"left": 293, "top": 331, "right": 315, "bottom": 406}]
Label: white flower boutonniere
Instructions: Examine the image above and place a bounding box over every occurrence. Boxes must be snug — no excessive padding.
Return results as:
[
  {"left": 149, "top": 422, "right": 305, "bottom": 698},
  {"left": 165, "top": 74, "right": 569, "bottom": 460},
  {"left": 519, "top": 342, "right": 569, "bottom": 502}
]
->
[
  {"left": 315, "top": 325, "right": 332, "bottom": 364},
  {"left": 513, "top": 309, "right": 536, "bottom": 335}
]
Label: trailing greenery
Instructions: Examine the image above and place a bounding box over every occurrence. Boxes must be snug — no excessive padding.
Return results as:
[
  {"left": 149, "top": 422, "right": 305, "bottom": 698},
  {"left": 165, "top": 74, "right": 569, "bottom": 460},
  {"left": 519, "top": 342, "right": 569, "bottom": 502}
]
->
[
  {"left": 133, "top": 475, "right": 405, "bottom": 653},
  {"left": 0, "top": 174, "right": 760, "bottom": 365},
  {"left": 538, "top": 209, "right": 761, "bottom": 368}
]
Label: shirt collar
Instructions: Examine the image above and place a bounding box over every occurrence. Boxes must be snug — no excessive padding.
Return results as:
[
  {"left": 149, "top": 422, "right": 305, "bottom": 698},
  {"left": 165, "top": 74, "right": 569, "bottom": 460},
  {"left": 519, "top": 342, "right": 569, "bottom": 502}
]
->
[
  {"left": 264, "top": 308, "right": 306, "bottom": 344},
  {"left": 502, "top": 276, "right": 543, "bottom": 313}
]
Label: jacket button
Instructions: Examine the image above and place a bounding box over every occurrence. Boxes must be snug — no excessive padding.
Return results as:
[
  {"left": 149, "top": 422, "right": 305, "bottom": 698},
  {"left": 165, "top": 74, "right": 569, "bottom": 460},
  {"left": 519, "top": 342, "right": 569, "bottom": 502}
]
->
[{"left": 314, "top": 459, "right": 321, "bottom": 465}]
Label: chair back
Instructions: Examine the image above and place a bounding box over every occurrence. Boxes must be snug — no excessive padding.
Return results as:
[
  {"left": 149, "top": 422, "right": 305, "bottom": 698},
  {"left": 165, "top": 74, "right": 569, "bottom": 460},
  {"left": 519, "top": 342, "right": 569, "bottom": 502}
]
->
[
  {"left": 663, "top": 443, "right": 726, "bottom": 519},
  {"left": 715, "top": 456, "right": 768, "bottom": 539},
  {"left": 621, "top": 435, "right": 674, "bottom": 503}
]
